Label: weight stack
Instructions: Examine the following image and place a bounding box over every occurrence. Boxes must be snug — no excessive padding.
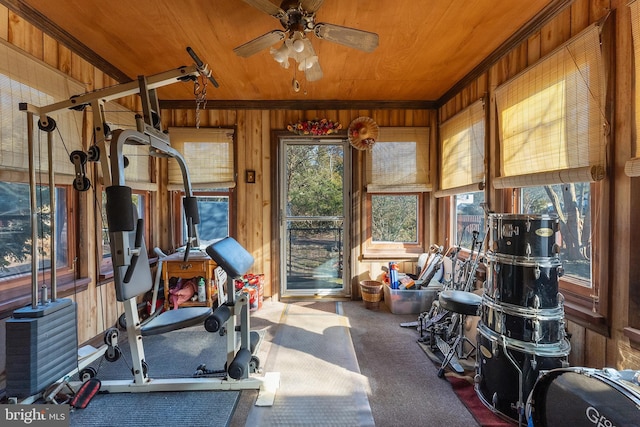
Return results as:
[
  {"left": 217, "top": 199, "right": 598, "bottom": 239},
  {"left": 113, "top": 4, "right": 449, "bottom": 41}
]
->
[{"left": 5, "top": 298, "right": 78, "bottom": 399}]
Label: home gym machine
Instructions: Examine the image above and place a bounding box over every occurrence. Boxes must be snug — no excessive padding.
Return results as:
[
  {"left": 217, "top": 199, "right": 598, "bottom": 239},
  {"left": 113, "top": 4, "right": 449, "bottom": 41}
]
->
[{"left": 15, "top": 48, "right": 278, "bottom": 399}]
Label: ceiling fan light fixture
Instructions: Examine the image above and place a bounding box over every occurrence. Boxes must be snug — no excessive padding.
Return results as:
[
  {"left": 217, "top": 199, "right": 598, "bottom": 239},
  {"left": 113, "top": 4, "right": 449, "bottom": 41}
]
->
[
  {"left": 292, "top": 38, "right": 305, "bottom": 53},
  {"left": 298, "top": 55, "right": 318, "bottom": 71},
  {"left": 270, "top": 43, "right": 290, "bottom": 63},
  {"left": 237, "top": 0, "right": 377, "bottom": 83}
]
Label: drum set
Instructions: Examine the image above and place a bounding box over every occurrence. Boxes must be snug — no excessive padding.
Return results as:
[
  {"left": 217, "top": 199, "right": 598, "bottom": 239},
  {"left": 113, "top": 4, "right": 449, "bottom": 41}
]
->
[
  {"left": 475, "top": 213, "right": 571, "bottom": 425},
  {"left": 478, "top": 214, "right": 640, "bottom": 425},
  {"left": 417, "top": 212, "right": 640, "bottom": 425}
]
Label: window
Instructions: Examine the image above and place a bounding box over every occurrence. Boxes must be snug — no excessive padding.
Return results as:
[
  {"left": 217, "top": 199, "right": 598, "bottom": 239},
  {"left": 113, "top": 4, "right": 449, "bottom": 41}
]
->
[
  {"left": 363, "top": 128, "right": 429, "bottom": 257},
  {"left": 99, "top": 190, "right": 149, "bottom": 277},
  {"left": 0, "top": 183, "right": 71, "bottom": 277},
  {"left": 166, "top": 127, "right": 235, "bottom": 250},
  {"left": 521, "top": 184, "right": 591, "bottom": 287},
  {"left": 370, "top": 194, "right": 419, "bottom": 243},
  {"left": 173, "top": 190, "right": 232, "bottom": 249},
  {"left": 167, "top": 127, "right": 235, "bottom": 190},
  {"left": 494, "top": 23, "right": 607, "bottom": 321},
  {"left": 0, "top": 39, "right": 84, "bottom": 314},
  {"left": 365, "top": 192, "right": 424, "bottom": 256},
  {"left": 453, "top": 191, "right": 486, "bottom": 250},
  {"left": 437, "top": 100, "right": 485, "bottom": 197},
  {"left": 494, "top": 24, "right": 606, "bottom": 188}
]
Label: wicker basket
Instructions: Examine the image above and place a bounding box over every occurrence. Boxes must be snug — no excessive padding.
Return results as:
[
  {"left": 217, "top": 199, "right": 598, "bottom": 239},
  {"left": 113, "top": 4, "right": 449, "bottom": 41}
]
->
[{"left": 360, "top": 280, "right": 383, "bottom": 309}]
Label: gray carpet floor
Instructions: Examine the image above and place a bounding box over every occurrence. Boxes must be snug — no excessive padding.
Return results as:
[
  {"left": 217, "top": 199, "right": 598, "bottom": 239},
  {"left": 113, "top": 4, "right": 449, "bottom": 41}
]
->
[{"left": 342, "top": 300, "right": 479, "bottom": 427}]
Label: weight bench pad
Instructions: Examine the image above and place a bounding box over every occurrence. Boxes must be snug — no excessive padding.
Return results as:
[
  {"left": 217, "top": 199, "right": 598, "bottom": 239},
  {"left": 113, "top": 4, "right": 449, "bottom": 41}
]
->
[
  {"left": 206, "top": 237, "right": 254, "bottom": 278},
  {"left": 141, "top": 307, "right": 212, "bottom": 336}
]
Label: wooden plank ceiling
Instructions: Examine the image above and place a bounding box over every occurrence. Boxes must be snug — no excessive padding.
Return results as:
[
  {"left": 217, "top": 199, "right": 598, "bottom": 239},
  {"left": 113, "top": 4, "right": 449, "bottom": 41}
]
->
[{"left": 7, "top": 0, "right": 567, "bottom": 108}]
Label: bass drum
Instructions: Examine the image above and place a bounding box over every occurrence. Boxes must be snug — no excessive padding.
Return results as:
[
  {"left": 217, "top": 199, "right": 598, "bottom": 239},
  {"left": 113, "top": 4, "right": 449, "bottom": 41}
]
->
[
  {"left": 527, "top": 367, "right": 640, "bottom": 426},
  {"left": 476, "top": 322, "right": 570, "bottom": 424},
  {"left": 488, "top": 213, "right": 560, "bottom": 259},
  {"left": 485, "top": 253, "right": 563, "bottom": 309}
]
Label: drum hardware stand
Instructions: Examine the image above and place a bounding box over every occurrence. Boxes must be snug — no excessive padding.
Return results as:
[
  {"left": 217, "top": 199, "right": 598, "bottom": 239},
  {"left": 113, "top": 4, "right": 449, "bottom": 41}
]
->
[
  {"left": 417, "top": 309, "right": 450, "bottom": 344},
  {"left": 415, "top": 225, "right": 487, "bottom": 347},
  {"left": 461, "top": 227, "right": 489, "bottom": 292},
  {"left": 435, "top": 335, "right": 464, "bottom": 375},
  {"left": 439, "top": 311, "right": 477, "bottom": 371},
  {"left": 436, "top": 291, "right": 482, "bottom": 378},
  {"left": 501, "top": 335, "right": 526, "bottom": 426}
]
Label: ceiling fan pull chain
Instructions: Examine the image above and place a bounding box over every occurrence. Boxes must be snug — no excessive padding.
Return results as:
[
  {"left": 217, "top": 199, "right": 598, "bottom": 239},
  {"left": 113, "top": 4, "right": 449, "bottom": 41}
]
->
[{"left": 193, "top": 76, "right": 208, "bottom": 129}]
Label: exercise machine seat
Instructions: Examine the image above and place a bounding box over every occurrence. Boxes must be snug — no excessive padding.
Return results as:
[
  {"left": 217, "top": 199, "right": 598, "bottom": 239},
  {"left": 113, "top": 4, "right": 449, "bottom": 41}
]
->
[{"left": 141, "top": 306, "right": 212, "bottom": 336}]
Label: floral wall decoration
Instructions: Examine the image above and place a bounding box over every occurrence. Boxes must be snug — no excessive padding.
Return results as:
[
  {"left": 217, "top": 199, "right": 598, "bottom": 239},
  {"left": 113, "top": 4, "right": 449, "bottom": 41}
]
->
[{"left": 287, "top": 118, "right": 342, "bottom": 136}]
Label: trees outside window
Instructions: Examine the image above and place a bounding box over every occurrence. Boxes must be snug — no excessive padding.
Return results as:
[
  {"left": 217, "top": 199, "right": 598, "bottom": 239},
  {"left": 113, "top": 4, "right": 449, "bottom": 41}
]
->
[{"left": 521, "top": 183, "right": 591, "bottom": 284}]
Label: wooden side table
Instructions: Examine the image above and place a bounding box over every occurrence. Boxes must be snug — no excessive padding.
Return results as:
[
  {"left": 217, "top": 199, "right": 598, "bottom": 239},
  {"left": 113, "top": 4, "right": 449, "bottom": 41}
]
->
[{"left": 163, "top": 251, "right": 218, "bottom": 310}]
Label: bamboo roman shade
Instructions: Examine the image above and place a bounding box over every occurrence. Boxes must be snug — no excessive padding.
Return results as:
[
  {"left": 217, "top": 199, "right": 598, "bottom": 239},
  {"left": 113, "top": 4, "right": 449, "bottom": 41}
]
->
[
  {"left": 0, "top": 39, "right": 84, "bottom": 180},
  {"left": 435, "top": 99, "right": 485, "bottom": 198},
  {"left": 103, "top": 101, "right": 151, "bottom": 185},
  {"left": 167, "top": 127, "right": 235, "bottom": 189},
  {"left": 365, "top": 127, "right": 430, "bottom": 193},
  {"left": 626, "top": 0, "right": 640, "bottom": 176},
  {"left": 493, "top": 23, "right": 607, "bottom": 188}
]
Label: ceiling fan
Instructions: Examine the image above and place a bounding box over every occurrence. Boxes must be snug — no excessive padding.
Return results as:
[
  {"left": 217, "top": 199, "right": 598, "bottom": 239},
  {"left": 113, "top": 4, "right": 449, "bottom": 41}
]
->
[{"left": 233, "top": 0, "right": 379, "bottom": 82}]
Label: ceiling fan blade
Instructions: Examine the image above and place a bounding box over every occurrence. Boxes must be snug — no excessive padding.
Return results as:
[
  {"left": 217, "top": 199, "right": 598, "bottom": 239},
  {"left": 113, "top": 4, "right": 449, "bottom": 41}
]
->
[
  {"left": 300, "top": 0, "right": 325, "bottom": 13},
  {"left": 304, "top": 60, "right": 323, "bottom": 82},
  {"left": 314, "top": 23, "right": 379, "bottom": 52},
  {"left": 234, "top": 30, "right": 286, "bottom": 58},
  {"left": 242, "top": 0, "right": 285, "bottom": 18}
]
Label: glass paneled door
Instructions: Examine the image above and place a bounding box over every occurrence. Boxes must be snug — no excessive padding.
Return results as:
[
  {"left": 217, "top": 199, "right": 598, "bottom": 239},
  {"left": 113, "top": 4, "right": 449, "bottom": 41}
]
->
[{"left": 279, "top": 138, "right": 349, "bottom": 297}]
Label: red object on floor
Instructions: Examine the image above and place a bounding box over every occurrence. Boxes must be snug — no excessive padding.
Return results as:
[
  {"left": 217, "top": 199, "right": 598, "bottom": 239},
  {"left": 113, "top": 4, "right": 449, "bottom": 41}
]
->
[
  {"left": 235, "top": 273, "right": 264, "bottom": 311},
  {"left": 70, "top": 378, "right": 101, "bottom": 409},
  {"left": 447, "top": 375, "right": 515, "bottom": 426}
]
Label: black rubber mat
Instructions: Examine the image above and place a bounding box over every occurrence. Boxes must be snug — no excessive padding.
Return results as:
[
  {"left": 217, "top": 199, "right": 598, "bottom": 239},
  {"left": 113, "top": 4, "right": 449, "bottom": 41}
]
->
[
  {"left": 246, "top": 302, "right": 375, "bottom": 426},
  {"left": 69, "top": 326, "right": 254, "bottom": 427},
  {"left": 70, "top": 390, "right": 238, "bottom": 427}
]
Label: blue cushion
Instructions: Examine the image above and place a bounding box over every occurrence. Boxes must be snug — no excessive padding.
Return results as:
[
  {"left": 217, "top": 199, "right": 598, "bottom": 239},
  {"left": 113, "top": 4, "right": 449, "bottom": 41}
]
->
[{"left": 205, "top": 237, "right": 254, "bottom": 277}]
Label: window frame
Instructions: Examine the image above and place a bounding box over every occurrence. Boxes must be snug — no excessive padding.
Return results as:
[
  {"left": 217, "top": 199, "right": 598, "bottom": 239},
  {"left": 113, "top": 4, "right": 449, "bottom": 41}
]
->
[
  {"left": 512, "top": 182, "right": 607, "bottom": 332},
  {"left": 0, "top": 180, "right": 80, "bottom": 317},
  {"left": 362, "top": 191, "right": 425, "bottom": 258},
  {"left": 98, "top": 187, "right": 152, "bottom": 280},
  {"left": 451, "top": 191, "right": 486, "bottom": 252},
  {"left": 171, "top": 189, "right": 235, "bottom": 249}
]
